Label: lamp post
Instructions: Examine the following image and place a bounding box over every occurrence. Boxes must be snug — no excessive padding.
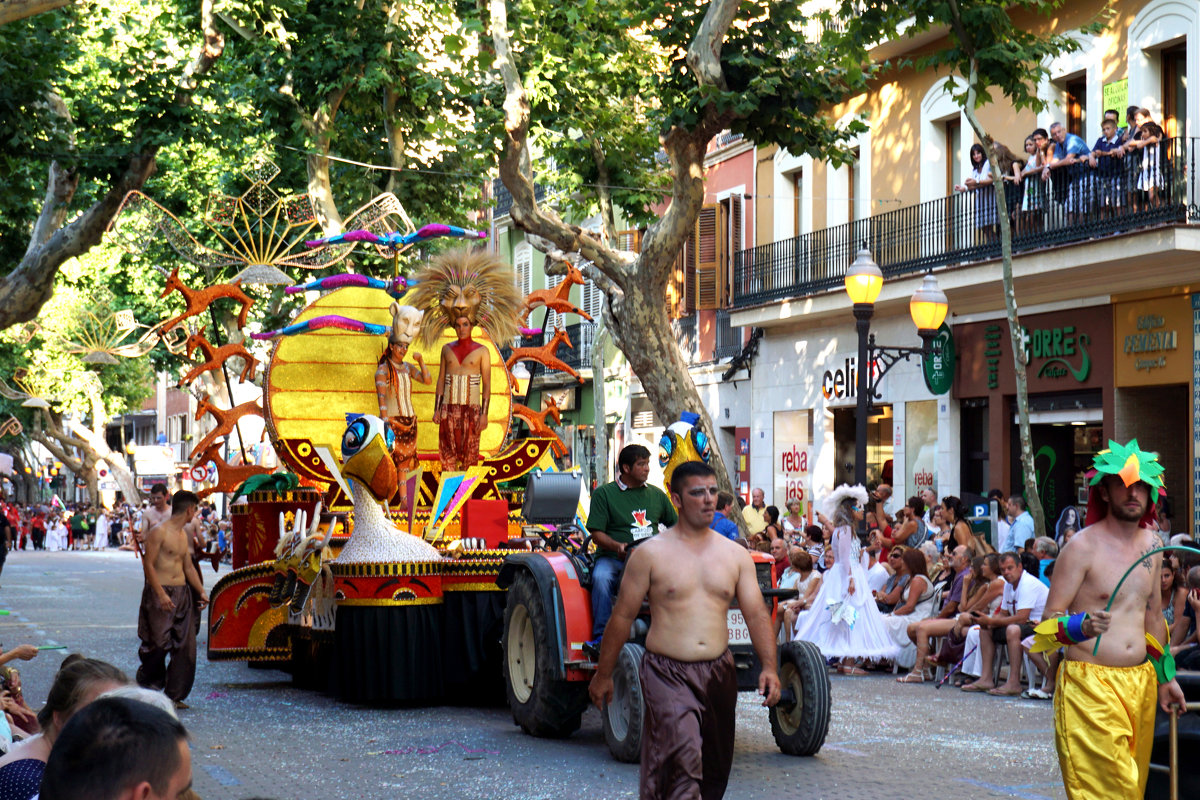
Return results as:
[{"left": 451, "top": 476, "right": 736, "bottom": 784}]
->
[{"left": 843, "top": 248, "right": 949, "bottom": 532}]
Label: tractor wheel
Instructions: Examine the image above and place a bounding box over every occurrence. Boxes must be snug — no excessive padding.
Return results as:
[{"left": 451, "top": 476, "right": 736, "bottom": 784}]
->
[
  {"left": 769, "top": 640, "right": 832, "bottom": 756},
  {"left": 502, "top": 571, "right": 589, "bottom": 738},
  {"left": 602, "top": 642, "right": 645, "bottom": 763}
]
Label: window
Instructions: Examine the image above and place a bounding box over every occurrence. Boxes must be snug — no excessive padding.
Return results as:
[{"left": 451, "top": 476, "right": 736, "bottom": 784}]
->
[
  {"left": 945, "top": 119, "right": 962, "bottom": 194},
  {"left": 543, "top": 269, "right": 565, "bottom": 330},
  {"left": 1163, "top": 43, "right": 1187, "bottom": 138},
  {"left": 792, "top": 170, "right": 804, "bottom": 235},
  {"left": 581, "top": 274, "right": 604, "bottom": 322},
  {"left": 847, "top": 147, "right": 859, "bottom": 223},
  {"left": 1066, "top": 77, "right": 1086, "bottom": 137}
]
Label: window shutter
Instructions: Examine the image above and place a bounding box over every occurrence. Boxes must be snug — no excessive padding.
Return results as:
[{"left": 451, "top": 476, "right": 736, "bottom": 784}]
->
[
  {"left": 514, "top": 243, "right": 533, "bottom": 324},
  {"left": 544, "top": 269, "right": 564, "bottom": 330},
  {"left": 693, "top": 203, "right": 723, "bottom": 310},
  {"left": 726, "top": 194, "right": 742, "bottom": 309},
  {"left": 581, "top": 267, "right": 604, "bottom": 321}
]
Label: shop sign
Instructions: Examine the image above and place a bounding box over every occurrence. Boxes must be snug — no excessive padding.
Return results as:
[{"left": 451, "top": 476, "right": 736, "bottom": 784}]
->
[
  {"left": 922, "top": 323, "right": 955, "bottom": 395},
  {"left": 905, "top": 400, "right": 937, "bottom": 498},
  {"left": 1022, "top": 325, "right": 1091, "bottom": 382},
  {"left": 773, "top": 410, "right": 811, "bottom": 519},
  {"left": 1115, "top": 295, "right": 1191, "bottom": 387}
]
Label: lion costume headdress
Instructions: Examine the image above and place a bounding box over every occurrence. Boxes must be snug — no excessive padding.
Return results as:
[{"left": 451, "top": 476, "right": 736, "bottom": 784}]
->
[{"left": 409, "top": 249, "right": 523, "bottom": 348}]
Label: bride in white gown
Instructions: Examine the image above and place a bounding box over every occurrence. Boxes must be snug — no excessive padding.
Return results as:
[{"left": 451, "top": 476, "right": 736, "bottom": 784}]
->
[{"left": 792, "top": 484, "right": 899, "bottom": 674}]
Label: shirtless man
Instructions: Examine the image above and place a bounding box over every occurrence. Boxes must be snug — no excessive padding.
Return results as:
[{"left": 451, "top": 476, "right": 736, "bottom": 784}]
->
[
  {"left": 137, "top": 490, "right": 208, "bottom": 709},
  {"left": 432, "top": 315, "right": 490, "bottom": 470},
  {"left": 590, "top": 461, "right": 780, "bottom": 799},
  {"left": 1039, "top": 441, "right": 1185, "bottom": 799},
  {"left": 136, "top": 483, "right": 171, "bottom": 554}
]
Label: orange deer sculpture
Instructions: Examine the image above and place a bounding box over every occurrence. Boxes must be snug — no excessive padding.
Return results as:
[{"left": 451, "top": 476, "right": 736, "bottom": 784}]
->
[
  {"left": 159, "top": 268, "right": 255, "bottom": 334},
  {"left": 512, "top": 397, "right": 567, "bottom": 457},
  {"left": 179, "top": 327, "right": 260, "bottom": 386},
  {"left": 192, "top": 442, "right": 272, "bottom": 500},
  {"left": 191, "top": 396, "right": 265, "bottom": 459},
  {"left": 521, "top": 262, "right": 593, "bottom": 321},
  {"left": 505, "top": 327, "right": 583, "bottom": 384}
]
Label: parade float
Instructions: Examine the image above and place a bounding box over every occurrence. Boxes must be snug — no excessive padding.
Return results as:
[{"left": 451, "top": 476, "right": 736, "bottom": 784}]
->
[{"left": 108, "top": 161, "right": 831, "bottom": 760}]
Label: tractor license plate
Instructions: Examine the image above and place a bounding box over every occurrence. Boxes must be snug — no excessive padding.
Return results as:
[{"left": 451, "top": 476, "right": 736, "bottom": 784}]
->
[{"left": 727, "top": 608, "right": 752, "bottom": 645}]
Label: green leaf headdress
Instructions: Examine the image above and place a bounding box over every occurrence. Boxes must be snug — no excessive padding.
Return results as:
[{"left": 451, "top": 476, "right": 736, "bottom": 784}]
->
[{"left": 1084, "top": 439, "right": 1165, "bottom": 526}]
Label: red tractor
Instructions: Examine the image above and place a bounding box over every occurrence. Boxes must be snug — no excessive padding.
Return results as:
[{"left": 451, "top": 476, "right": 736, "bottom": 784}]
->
[{"left": 497, "top": 471, "right": 832, "bottom": 761}]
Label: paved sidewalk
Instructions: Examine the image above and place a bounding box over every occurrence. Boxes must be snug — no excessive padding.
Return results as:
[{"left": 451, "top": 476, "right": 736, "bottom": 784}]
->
[{"left": 0, "top": 550, "right": 1067, "bottom": 799}]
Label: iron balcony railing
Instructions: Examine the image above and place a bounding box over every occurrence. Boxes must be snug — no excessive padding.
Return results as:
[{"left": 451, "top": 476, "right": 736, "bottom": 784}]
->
[
  {"left": 492, "top": 178, "right": 547, "bottom": 219},
  {"left": 714, "top": 309, "right": 742, "bottom": 360},
  {"left": 561, "top": 321, "right": 596, "bottom": 370},
  {"left": 733, "top": 136, "right": 1196, "bottom": 308},
  {"left": 674, "top": 314, "right": 698, "bottom": 363}
]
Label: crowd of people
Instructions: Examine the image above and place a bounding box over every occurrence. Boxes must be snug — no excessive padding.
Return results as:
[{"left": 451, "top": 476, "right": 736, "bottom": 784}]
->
[
  {"left": 739, "top": 475, "right": 1193, "bottom": 704},
  {"left": 0, "top": 490, "right": 232, "bottom": 572},
  {"left": 955, "top": 106, "right": 1177, "bottom": 240}
]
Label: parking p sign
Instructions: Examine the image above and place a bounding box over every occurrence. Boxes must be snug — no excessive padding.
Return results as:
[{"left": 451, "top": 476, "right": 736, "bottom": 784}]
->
[{"left": 973, "top": 504, "right": 988, "bottom": 519}]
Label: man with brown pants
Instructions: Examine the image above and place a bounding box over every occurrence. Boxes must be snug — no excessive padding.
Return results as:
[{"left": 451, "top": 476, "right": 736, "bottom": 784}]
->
[
  {"left": 590, "top": 461, "right": 780, "bottom": 799},
  {"left": 137, "top": 490, "right": 208, "bottom": 709}
]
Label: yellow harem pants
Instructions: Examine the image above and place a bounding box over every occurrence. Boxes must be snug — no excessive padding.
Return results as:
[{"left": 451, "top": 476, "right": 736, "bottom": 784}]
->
[{"left": 1054, "top": 658, "right": 1156, "bottom": 800}]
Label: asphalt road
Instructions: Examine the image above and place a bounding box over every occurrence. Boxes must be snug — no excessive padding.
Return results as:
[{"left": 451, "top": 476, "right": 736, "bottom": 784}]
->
[{"left": 0, "top": 551, "right": 1067, "bottom": 800}]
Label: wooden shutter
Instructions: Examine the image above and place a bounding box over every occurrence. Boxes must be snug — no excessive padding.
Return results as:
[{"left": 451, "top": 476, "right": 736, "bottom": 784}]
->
[
  {"left": 616, "top": 228, "right": 642, "bottom": 253},
  {"left": 726, "top": 194, "right": 742, "bottom": 309},
  {"left": 693, "top": 203, "right": 724, "bottom": 309}
]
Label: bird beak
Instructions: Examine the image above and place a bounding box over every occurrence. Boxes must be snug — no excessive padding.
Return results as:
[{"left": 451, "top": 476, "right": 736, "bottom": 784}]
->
[{"left": 341, "top": 435, "right": 396, "bottom": 501}]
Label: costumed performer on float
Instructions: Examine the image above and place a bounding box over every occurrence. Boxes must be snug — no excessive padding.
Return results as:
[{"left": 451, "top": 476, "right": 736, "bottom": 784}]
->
[
  {"left": 792, "top": 484, "right": 898, "bottom": 674},
  {"left": 409, "top": 250, "right": 522, "bottom": 472},
  {"left": 374, "top": 303, "right": 430, "bottom": 490},
  {"left": 1031, "top": 439, "right": 1185, "bottom": 800}
]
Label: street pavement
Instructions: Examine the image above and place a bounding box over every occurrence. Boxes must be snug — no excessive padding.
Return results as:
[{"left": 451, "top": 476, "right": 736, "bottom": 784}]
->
[{"left": 0, "top": 551, "right": 1066, "bottom": 800}]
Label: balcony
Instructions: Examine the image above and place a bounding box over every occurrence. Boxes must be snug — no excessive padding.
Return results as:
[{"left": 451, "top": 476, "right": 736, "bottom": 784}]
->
[
  {"left": 561, "top": 321, "right": 597, "bottom": 371},
  {"left": 714, "top": 310, "right": 742, "bottom": 360},
  {"left": 733, "top": 137, "right": 1196, "bottom": 308},
  {"left": 492, "top": 178, "right": 547, "bottom": 219}
]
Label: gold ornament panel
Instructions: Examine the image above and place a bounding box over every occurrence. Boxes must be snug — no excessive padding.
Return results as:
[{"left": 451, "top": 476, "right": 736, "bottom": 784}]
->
[{"left": 265, "top": 287, "right": 512, "bottom": 466}]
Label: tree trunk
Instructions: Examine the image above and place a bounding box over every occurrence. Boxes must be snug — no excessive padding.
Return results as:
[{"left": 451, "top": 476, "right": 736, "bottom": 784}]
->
[
  {"left": 591, "top": 322, "right": 609, "bottom": 490},
  {"left": 961, "top": 75, "right": 1046, "bottom": 537}
]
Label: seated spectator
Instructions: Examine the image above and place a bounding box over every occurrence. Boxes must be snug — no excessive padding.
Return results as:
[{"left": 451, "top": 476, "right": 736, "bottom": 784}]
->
[
  {"left": 0, "top": 656, "right": 127, "bottom": 800},
  {"left": 39, "top": 696, "right": 190, "bottom": 800},
  {"left": 761, "top": 506, "right": 782, "bottom": 543},
  {"left": 880, "top": 548, "right": 936, "bottom": 671},
  {"left": 898, "top": 545, "right": 972, "bottom": 682},
  {"left": 893, "top": 497, "right": 927, "bottom": 549},
  {"left": 777, "top": 550, "right": 821, "bottom": 642},
  {"left": 1031, "top": 536, "right": 1058, "bottom": 587},
  {"left": 0, "top": 668, "right": 37, "bottom": 739},
  {"left": 710, "top": 492, "right": 739, "bottom": 541},
  {"left": 874, "top": 546, "right": 910, "bottom": 612},
  {"left": 921, "top": 541, "right": 950, "bottom": 588},
  {"left": 962, "top": 552, "right": 1048, "bottom": 696},
  {"left": 781, "top": 500, "right": 805, "bottom": 539},
  {"left": 934, "top": 555, "right": 1004, "bottom": 678},
  {"left": 865, "top": 530, "right": 890, "bottom": 594},
  {"left": 769, "top": 537, "right": 789, "bottom": 583},
  {"left": 803, "top": 525, "right": 825, "bottom": 571},
  {"left": 870, "top": 484, "right": 895, "bottom": 528}
]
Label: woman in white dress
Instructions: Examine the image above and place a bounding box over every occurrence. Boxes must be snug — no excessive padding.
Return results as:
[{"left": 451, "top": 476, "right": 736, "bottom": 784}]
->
[
  {"left": 792, "top": 484, "right": 899, "bottom": 674},
  {"left": 880, "top": 548, "right": 938, "bottom": 671}
]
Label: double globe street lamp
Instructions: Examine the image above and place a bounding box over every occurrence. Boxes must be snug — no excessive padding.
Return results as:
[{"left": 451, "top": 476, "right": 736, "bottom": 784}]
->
[{"left": 843, "top": 248, "right": 949, "bottom": 497}]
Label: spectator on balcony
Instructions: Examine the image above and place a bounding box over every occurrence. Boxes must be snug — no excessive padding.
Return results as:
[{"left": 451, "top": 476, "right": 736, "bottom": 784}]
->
[
  {"left": 1123, "top": 108, "right": 1165, "bottom": 210},
  {"left": 1044, "top": 122, "right": 1091, "bottom": 225},
  {"left": 954, "top": 144, "right": 996, "bottom": 243},
  {"left": 1088, "top": 117, "right": 1126, "bottom": 218},
  {"left": 1016, "top": 134, "right": 1049, "bottom": 235}
]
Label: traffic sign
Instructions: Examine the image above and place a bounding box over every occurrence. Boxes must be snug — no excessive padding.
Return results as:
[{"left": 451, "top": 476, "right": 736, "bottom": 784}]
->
[{"left": 189, "top": 465, "right": 208, "bottom": 482}]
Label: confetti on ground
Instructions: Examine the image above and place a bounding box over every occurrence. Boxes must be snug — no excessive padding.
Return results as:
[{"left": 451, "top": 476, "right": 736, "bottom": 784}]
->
[
  {"left": 366, "top": 741, "right": 500, "bottom": 756},
  {"left": 205, "top": 691, "right": 229, "bottom": 699},
  {"left": 36, "top": 645, "right": 66, "bottom": 651}
]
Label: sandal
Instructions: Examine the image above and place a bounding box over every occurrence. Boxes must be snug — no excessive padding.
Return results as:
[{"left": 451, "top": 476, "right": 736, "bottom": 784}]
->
[
  {"left": 843, "top": 666, "right": 869, "bottom": 676},
  {"left": 960, "top": 683, "right": 991, "bottom": 692},
  {"left": 987, "top": 686, "right": 1023, "bottom": 697},
  {"left": 896, "top": 672, "right": 925, "bottom": 684}
]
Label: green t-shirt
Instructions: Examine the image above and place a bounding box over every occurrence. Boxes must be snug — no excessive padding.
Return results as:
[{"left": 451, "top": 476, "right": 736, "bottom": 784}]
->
[{"left": 587, "top": 481, "right": 677, "bottom": 558}]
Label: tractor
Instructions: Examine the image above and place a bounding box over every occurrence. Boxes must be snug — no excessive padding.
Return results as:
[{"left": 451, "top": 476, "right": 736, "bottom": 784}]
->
[{"left": 496, "top": 470, "right": 833, "bottom": 762}]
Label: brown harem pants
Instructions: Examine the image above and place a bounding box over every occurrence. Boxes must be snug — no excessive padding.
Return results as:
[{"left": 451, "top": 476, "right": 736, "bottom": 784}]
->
[
  {"left": 136, "top": 584, "right": 197, "bottom": 702},
  {"left": 439, "top": 403, "right": 481, "bottom": 470},
  {"left": 640, "top": 649, "right": 737, "bottom": 800},
  {"left": 387, "top": 415, "right": 419, "bottom": 474}
]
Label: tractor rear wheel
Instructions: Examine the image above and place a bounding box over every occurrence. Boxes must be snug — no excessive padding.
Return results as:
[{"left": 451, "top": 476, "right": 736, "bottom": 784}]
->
[{"left": 502, "top": 571, "right": 589, "bottom": 738}]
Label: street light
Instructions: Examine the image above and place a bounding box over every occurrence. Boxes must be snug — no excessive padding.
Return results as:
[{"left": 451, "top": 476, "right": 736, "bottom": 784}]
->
[{"left": 844, "top": 248, "right": 948, "bottom": 514}]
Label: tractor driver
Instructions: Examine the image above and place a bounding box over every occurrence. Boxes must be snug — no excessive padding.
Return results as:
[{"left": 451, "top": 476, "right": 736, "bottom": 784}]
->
[{"left": 585, "top": 444, "right": 677, "bottom": 652}]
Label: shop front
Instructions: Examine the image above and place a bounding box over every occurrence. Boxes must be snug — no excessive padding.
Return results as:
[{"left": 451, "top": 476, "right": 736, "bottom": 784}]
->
[
  {"left": 1112, "top": 291, "right": 1192, "bottom": 534},
  {"left": 953, "top": 305, "right": 1114, "bottom": 524}
]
